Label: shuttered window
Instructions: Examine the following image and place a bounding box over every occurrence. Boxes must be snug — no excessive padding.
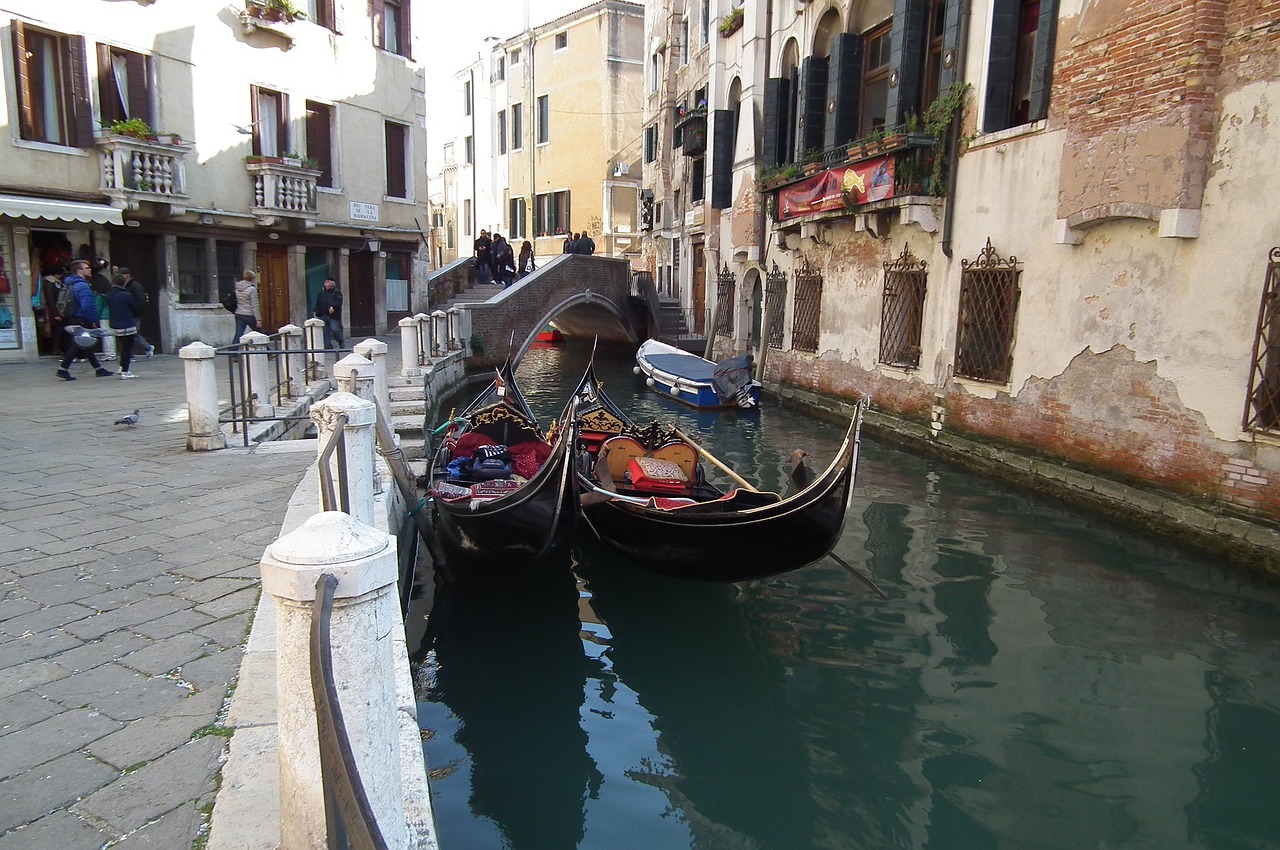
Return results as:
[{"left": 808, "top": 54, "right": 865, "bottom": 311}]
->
[
  {"left": 11, "top": 21, "right": 92, "bottom": 147},
  {"left": 372, "top": 0, "right": 411, "bottom": 58},
  {"left": 710, "top": 109, "right": 733, "bottom": 209},
  {"left": 800, "top": 56, "right": 829, "bottom": 155},
  {"left": 251, "top": 87, "right": 287, "bottom": 157},
  {"left": 984, "top": 0, "right": 1057, "bottom": 132},
  {"left": 824, "top": 34, "right": 862, "bottom": 149},
  {"left": 96, "top": 45, "right": 150, "bottom": 128},
  {"left": 862, "top": 25, "right": 891, "bottom": 133},
  {"left": 305, "top": 101, "right": 334, "bottom": 188},
  {"left": 385, "top": 121, "right": 408, "bottom": 198}
]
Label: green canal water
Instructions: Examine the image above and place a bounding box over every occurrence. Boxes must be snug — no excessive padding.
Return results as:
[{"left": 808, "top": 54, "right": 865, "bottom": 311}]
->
[{"left": 410, "top": 341, "right": 1280, "bottom": 850}]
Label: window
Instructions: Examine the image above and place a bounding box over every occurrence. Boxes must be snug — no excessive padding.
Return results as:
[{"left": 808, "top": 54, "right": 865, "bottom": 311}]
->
[
  {"left": 463, "top": 199, "right": 472, "bottom": 236},
  {"left": 252, "top": 87, "right": 287, "bottom": 157},
  {"left": 375, "top": 0, "right": 411, "bottom": 58},
  {"left": 385, "top": 120, "right": 408, "bottom": 198},
  {"left": 700, "top": 0, "right": 710, "bottom": 46},
  {"left": 305, "top": 100, "right": 335, "bottom": 188},
  {"left": 496, "top": 55, "right": 505, "bottom": 81},
  {"left": 96, "top": 45, "right": 150, "bottom": 128},
  {"left": 537, "top": 94, "right": 549, "bottom": 144},
  {"left": 535, "top": 190, "right": 570, "bottom": 235},
  {"left": 554, "top": 31, "right": 568, "bottom": 51},
  {"left": 644, "top": 124, "right": 658, "bottom": 163},
  {"left": 497, "top": 111, "right": 507, "bottom": 155},
  {"left": 511, "top": 48, "right": 521, "bottom": 65},
  {"left": 792, "top": 259, "right": 823, "bottom": 353},
  {"left": 463, "top": 79, "right": 472, "bottom": 116},
  {"left": 386, "top": 251, "right": 410, "bottom": 312},
  {"left": 511, "top": 102, "right": 523, "bottom": 150},
  {"left": 862, "top": 24, "right": 891, "bottom": 134},
  {"left": 311, "top": 0, "right": 338, "bottom": 31},
  {"left": 920, "top": 0, "right": 948, "bottom": 114},
  {"left": 879, "top": 248, "right": 928, "bottom": 369},
  {"left": 509, "top": 197, "right": 527, "bottom": 239},
  {"left": 177, "top": 237, "right": 212, "bottom": 303},
  {"left": 765, "top": 264, "right": 787, "bottom": 349},
  {"left": 681, "top": 17, "right": 690, "bottom": 64},
  {"left": 464, "top": 135, "right": 473, "bottom": 165},
  {"left": 690, "top": 157, "right": 705, "bottom": 203},
  {"left": 954, "top": 239, "right": 1021, "bottom": 384},
  {"left": 216, "top": 242, "right": 242, "bottom": 305},
  {"left": 983, "top": 0, "right": 1057, "bottom": 132},
  {"left": 649, "top": 54, "right": 661, "bottom": 93},
  {"left": 10, "top": 22, "right": 92, "bottom": 147}
]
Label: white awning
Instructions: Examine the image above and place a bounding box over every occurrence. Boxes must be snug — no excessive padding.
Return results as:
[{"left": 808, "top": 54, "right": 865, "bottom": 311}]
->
[{"left": 0, "top": 194, "right": 123, "bottom": 226}]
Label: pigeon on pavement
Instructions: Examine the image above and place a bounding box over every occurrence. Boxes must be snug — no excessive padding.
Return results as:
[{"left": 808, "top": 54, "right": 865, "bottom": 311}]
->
[{"left": 114, "top": 409, "right": 141, "bottom": 427}]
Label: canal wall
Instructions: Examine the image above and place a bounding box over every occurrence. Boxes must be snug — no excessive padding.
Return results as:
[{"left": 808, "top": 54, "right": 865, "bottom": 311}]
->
[{"left": 771, "top": 383, "right": 1280, "bottom": 578}]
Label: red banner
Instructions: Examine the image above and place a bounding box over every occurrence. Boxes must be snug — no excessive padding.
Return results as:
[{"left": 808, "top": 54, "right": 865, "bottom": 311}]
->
[{"left": 776, "top": 155, "right": 896, "bottom": 221}]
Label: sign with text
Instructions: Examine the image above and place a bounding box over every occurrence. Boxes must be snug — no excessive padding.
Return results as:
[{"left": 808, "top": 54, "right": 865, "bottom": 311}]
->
[
  {"left": 350, "top": 202, "right": 379, "bottom": 222},
  {"left": 776, "top": 156, "right": 896, "bottom": 221}
]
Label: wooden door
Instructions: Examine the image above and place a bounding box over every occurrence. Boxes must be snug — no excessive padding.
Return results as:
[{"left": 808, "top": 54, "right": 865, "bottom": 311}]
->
[
  {"left": 692, "top": 241, "right": 706, "bottom": 335},
  {"left": 349, "top": 251, "right": 375, "bottom": 337},
  {"left": 256, "top": 245, "right": 289, "bottom": 333}
]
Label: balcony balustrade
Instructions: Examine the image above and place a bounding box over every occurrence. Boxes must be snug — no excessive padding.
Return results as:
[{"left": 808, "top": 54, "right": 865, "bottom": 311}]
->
[
  {"left": 245, "top": 158, "right": 320, "bottom": 226},
  {"left": 97, "top": 134, "right": 192, "bottom": 215}
]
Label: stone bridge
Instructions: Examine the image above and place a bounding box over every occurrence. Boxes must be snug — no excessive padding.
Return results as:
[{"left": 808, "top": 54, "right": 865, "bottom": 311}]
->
[{"left": 457, "top": 254, "right": 644, "bottom": 369}]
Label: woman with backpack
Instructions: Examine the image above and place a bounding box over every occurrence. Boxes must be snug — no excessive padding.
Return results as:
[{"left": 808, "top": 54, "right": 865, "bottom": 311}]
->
[
  {"left": 105, "top": 274, "right": 143, "bottom": 379},
  {"left": 233, "top": 270, "right": 262, "bottom": 345}
]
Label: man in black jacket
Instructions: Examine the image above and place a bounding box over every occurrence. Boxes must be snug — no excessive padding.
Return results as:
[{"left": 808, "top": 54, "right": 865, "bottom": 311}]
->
[{"left": 315, "top": 277, "right": 344, "bottom": 350}]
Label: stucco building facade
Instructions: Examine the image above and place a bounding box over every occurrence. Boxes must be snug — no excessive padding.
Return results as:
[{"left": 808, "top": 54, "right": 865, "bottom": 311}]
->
[
  {"left": 0, "top": 0, "right": 430, "bottom": 363},
  {"left": 449, "top": 0, "right": 645, "bottom": 263},
  {"left": 640, "top": 0, "right": 1280, "bottom": 538}
]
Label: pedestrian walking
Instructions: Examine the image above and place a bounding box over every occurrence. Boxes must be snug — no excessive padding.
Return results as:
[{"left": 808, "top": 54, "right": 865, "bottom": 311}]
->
[
  {"left": 315, "top": 277, "right": 344, "bottom": 350},
  {"left": 105, "top": 273, "right": 142, "bottom": 379},
  {"left": 55, "top": 259, "right": 112, "bottom": 381},
  {"left": 517, "top": 240, "right": 536, "bottom": 280},
  {"left": 119, "top": 268, "right": 156, "bottom": 357},
  {"left": 91, "top": 259, "right": 117, "bottom": 361},
  {"left": 233, "top": 270, "right": 261, "bottom": 344},
  {"left": 474, "top": 229, "right": 493, "bottom": 284}
]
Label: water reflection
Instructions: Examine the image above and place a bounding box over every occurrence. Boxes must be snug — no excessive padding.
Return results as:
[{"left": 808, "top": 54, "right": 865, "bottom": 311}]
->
[{"left": 411, "top": 342, "right": 1280, "bottom": 850}]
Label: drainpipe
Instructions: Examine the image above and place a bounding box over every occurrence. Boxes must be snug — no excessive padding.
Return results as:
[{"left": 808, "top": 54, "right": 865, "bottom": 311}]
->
[
  {"left": 755, "top": 0, "right": 774, "bottom": 270},
  {"left": 941, "top": 0, "right": 971, "bottom": 259}
]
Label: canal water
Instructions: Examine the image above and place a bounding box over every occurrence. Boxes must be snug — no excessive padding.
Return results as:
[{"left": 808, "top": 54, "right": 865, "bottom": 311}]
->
[{"left": 409, "top": 340, "right": 1280, "bottom": 850}]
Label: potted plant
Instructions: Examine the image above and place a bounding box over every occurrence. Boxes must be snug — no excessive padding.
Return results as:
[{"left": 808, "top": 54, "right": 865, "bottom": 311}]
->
[
  {"left": 155, "top": 130, "right": 182, "bottom": 145},
  {"left": 800, "top": 148, "right": 824, "bottom": 175},
  {"left": 718, "top": 6, "right": 744, "bottom": 36},
  {"left": 244, "top": 153, "right": 283, "bottom": 164},
  {"left": 247, "top": 0, "right": 307, "bottom": 23},
  {"left": 105, "top": 117, "right": 158, "bottom": 140}
]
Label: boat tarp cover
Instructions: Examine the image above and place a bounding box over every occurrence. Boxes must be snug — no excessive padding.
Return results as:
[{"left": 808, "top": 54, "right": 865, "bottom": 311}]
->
[{"left": 712, "top": 354, "right": 754, "bottom": 401}]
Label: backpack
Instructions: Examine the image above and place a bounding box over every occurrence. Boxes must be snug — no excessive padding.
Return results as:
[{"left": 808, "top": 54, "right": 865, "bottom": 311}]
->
[
  {"left": 55, "top": 282, "right": 78, "bottom": 320},
  {"left": 465, "top": 444, "right": 513, "bottom": 481},
  {"left": 221, "top": 290, "right": 238, "bottom": 313}
]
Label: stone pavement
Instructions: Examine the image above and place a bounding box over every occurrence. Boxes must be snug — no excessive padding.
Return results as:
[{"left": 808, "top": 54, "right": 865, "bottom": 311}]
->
[{"left": 0, "top": 344, "right": 388, "bottom": 849}]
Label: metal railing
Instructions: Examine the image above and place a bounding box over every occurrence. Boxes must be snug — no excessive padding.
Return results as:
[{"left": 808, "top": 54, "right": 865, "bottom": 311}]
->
[{"left": 218, "top": 331, "right": 349, "bottom": 447}]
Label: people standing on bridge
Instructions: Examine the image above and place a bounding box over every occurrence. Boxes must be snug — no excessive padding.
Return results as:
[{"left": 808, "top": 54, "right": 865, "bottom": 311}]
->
[
  {"left": 492, "top": 236, "right": 516, "bottom": 287},
  {"left": 579, "top": 231, "right": 595, "bottom": 255},
  {"left": 563, "top": 232, "right": 576, "bottom": 254},
  {"left": 518, "top": 241, "right": 536, "bottom": 280},
  {"left": 315, "top": 277, "right": 344, "bottom": 350},
  {"left": 474, "top": 229, "right": 493, "bottom": 284}
]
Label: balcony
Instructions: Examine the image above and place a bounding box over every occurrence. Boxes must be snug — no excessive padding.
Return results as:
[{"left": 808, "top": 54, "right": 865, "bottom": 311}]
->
[
  {"left": 244, "top": 157, "right": 320, "bottom": 226},
  {"left": 98, "top": 134, "right": 192, "bottom": 215},
  {"left": 675, "top": 110, "right": 707, "bottom": 157}
]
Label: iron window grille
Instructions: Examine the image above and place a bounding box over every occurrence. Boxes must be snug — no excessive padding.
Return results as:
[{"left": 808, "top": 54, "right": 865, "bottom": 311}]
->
[
  {"left": 791, "top": 257, "right": 823, "bottom": 353},
  {"left": 880, "top": 244, "right": 927, "bottom": 369},
  {"left": 1245, "top": 247, "right": 1280, "bottom": 433},
  {"left": 716, "top": 264, "right": 735, "bottom": 336},
  {"left": 765, "top": 263, "right": 788, "bottom": 350},
  {"left": 955, "top": 238, "right": 1021, "bottom": 384}
]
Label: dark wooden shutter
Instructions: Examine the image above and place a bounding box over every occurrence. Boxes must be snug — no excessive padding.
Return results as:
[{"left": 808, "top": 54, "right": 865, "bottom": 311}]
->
[
  {"left": 370, "top": 0, "right": 385, "bottom": 49},
  {"left": 66, "top": 35, "right": 94, "bottom": 148},
  {"left": 887, "top": 0, "right": 925, "bottom": 125},
  {"left": 96, "top": 44, "right": 121, "bottom": 125},
  {"left": 800, "top": 55, "right": 828, "bottom": 154},
  {"left": 1028, "top": 0, "right": 1058, "bottom": 122},
  {"left": 126, "top": 52, "right": 149, "bottom": 122},
  {"left": 277, "top": 92, "right": 290, "bottom": 153},
  {"left": 11, "top": 21, "right": 35, "bottom": 140},
  {"left": 385, "top": 122, "right": 406, "bottom": 197},
  {"left": 824, "top": 33, "right": 863, "bottom": 149},
  {"left": 396, "top": 0, "right": 411, "bottom": 59},
  {"left": 762, "top": 78, "right": 783, "bottom": 166},
  {"left": 983, "top": 0, "right": 1019, "bottom": 132},
  {"left": 710, "top": 108, "right": 733, "bottom": 209},
  {"left": 306, "top": 101, "right": 333, "bottom": 187},
  {"left": 250, "top": 88, "right": 262, "bottom": 156},
  {"left": 673, "top": 104, "right": 684, "bottom": 149}
]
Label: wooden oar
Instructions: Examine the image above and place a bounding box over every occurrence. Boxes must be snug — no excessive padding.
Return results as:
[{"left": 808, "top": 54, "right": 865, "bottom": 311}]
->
[{"left": 672, "top": 428, "right": 760, "bottom": 492}]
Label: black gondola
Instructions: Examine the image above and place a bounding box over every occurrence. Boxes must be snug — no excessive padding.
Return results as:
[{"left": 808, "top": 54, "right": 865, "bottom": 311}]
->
[
  {"left": 570, "top": 364, "right": 868, "bottom": 581},
  {"left": 424, "top": 361, "right": 576, "bottom": 571}
]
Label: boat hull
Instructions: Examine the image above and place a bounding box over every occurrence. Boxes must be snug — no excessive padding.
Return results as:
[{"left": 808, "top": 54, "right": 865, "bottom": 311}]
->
[{"left": 635, "top": 339, "right": 762, "bottom": 410}]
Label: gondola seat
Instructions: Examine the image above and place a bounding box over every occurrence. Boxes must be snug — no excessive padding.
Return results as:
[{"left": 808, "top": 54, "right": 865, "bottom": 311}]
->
[{"left": 626, "top": 456, "right": 688, "bottom": 494}]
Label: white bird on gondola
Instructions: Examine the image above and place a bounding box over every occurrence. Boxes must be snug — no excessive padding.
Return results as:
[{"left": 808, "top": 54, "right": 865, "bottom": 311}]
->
[{"left": 114, "top": 409, "right": 140, "bottom": 427}]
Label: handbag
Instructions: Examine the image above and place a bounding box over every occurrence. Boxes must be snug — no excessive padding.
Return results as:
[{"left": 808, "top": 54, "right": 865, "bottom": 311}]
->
[{"left": 221, "top": 291, "right": 238, "bottom": 313}]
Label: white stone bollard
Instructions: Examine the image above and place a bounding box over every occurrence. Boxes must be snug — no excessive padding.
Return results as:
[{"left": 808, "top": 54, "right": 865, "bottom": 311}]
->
[
  {"left": 240, "top": 330, "right": 275, "bottom": 417},
  {"left": 398, "top": 317, "right": 422, "bottom": 378},
  {"left": 277, "top": 324, "right": 305, "bottom": 398},
  {"left": 311, "top": 392, "right": 377, "bottom": 527},
  {"left": 260, "top": 511, "right": 410, "bottom": 850},
  {"left": 430, "top": 311, "right": 447, "bottom": 356},
  {"left": 446, "top": 308, "right": 462, "bottom": 351},
  {"left": 180, "top": 342, "right": 227, "bottom": 451},
  {"left": 353, "top": 338, "right": 389, "bottom": 415},
  {"left": 304, "top": 317, "right": 327, "bottom": 380}
]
